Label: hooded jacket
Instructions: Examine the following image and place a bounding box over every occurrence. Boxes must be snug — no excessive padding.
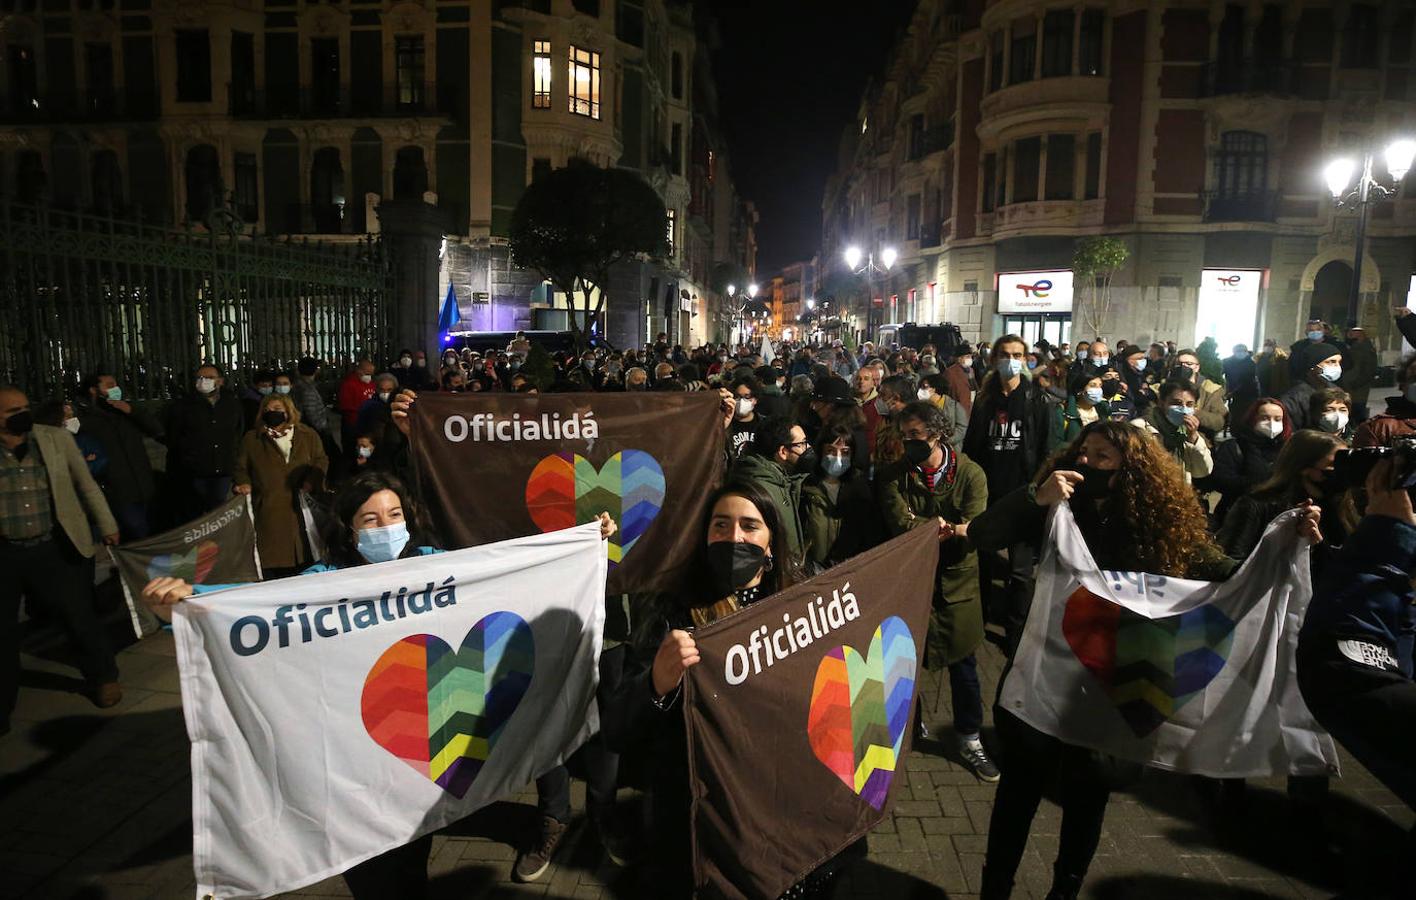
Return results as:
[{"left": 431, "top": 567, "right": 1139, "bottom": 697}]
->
[{"left": 728, "top": 452, "right": 807, "bottom": 568}]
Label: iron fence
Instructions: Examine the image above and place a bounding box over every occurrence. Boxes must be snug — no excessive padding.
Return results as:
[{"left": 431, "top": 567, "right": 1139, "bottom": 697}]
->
[{"left": 0, "top": 199, "right": 393, "bottom": 401}]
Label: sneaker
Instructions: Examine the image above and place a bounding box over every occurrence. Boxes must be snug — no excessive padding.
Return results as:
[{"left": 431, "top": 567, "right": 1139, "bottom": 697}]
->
[
  {"left": 959, "top": 736, "right": 1000, "bottom": 783},
  {"left": 512, "top": 815, "right": 566, "bottom": 883},
  {"left": 595, "top": 819, "right": 632, "bottom": 867},
  {"left": 90, "top": 681, "right": 123, "bottom": 709}
]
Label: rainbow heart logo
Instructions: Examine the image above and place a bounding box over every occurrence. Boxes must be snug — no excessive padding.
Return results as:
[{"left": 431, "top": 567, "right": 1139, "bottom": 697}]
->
[
  {"left": 146, "top": 540, "right": 219, "bottom": 583},
  {"left": 1062, "top": 586, "right": 1235, "bottom": 738},
  {"left": 361, "top": 611, "right": 534, "bottom": 798},
  {"left": 525, "top": 450, "right": 665, "bottom": 566},
  {"left": 806, "top": 616, "right": 916, "bottom": 809}
]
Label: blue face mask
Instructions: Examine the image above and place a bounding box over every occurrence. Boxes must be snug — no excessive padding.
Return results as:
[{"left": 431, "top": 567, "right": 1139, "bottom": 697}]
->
[
  {"left": 996, "top": 358, "right": 1023, "bottom": 378},
  {"left": 1092, "top": 354, "right": 1109, "bottom": 367},
  {"left": 105, "top": 386, "right": 123, "bottom": 402},
  {"left": 1026, "top": 360, "right": 1038, "bottom": 370},
  {"left": 1084, "top": 387, "right": 1104, "bottom": 403},
  {"left": 357, "top": 522, "right": 410, "bottom": 564},
  {"left": 1165, "top": 404, "right": 1195, "bottom": 426},
  {"left": 1307, "top": 330, "right": 1325, "bottom": 342},
  {"left": 822, "top": 454, "right": 851, "bottom": 478},
  {"left": 1131, "top": 357, "right": 1147, "bottom": 372}
]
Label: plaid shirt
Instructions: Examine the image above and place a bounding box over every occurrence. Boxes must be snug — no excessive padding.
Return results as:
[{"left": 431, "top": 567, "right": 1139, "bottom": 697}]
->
[{"left": 0, "top": 441, "right": 55, "bottom": 540}]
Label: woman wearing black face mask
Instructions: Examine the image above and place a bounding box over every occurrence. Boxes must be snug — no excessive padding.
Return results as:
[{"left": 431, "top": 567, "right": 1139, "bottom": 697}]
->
[
  {"left": 968, "top": 421, "right": 1320, "bottom": 900},
  {"left": 601, "top": 482, "right": 800, "bottom": 898},
  {"left": 875, "top": 400, "right": 995, "bottom": 783},
  {"left": 233, "top": 393, "right": 328, "bottom": 576}
]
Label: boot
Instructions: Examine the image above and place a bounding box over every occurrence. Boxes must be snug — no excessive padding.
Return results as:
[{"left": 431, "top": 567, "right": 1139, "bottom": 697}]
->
[
  {"left": 1044, "top": 863, "right": 1084, "bottom": 900},
  {"left": 979, "top": 864, "right": 1014, "bottom": 900}
]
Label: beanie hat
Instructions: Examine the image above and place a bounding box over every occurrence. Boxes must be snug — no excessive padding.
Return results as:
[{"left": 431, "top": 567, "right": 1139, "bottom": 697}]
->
[{"left": 1295, "top": 341, "right": 1340, "bottom": 374}]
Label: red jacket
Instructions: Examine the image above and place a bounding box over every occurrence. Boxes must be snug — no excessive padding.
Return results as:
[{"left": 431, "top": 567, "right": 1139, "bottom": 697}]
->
[{"left": 338, "top": 373, "right": 375, "bottom": 425}]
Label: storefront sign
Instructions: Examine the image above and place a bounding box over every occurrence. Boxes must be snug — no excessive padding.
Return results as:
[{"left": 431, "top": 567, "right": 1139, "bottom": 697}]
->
[
  {"left": 1196, "top": 269, "right": 1263, "bottom": 351},
  {"left": 997, "top": 270, "right": 1074, "bottom": 313}
]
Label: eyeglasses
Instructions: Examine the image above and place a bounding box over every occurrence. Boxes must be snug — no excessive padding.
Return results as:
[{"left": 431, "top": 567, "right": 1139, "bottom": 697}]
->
[{"left": 789, "top": 439, "right": 811, "bottom": 450}]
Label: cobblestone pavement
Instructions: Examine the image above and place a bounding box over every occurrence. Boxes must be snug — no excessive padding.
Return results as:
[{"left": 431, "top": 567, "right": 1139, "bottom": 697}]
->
[{"left": 3, "top": 614, "right": 1411, "bottom": 900}]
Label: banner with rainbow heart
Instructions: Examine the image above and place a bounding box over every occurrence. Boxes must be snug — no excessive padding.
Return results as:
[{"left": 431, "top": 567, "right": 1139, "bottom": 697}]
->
[
  {"left": 109, "top": 494, "right": 262, "bottom": 639},
  {"left": 681, "top": 524, "right": 938, "bottom": 900},
  {"left": 171, "top": 523, "right": 607, "bottom": 900},
  {"left": 1000, "top": 503, "right": 1339, "bottom": 779},
  {"left": 409, "top": 392, "right": 725, "bottom": 593}
]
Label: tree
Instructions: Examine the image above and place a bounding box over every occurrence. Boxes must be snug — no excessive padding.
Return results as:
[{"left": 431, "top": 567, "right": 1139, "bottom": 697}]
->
[
  {"left": 1072, "top": 236, "right": 1129, "bottom": 339},
  {"left": 508, "top": 158, "right": 669, "bottom": 350},
  {"left": 1196, "top": 337, "right": 1226, "bottom": 385}
]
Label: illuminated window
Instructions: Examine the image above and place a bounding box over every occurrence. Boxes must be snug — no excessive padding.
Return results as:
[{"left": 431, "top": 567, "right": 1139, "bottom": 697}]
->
[
  {"left": 533, "top": 40, "right": 552, "bottom": 108},
  {"left": 666, "top": 207, "right": 675, "bottom": 253},
  {"left": 568, "top": 45, "right": 600, "bottom": 118}
]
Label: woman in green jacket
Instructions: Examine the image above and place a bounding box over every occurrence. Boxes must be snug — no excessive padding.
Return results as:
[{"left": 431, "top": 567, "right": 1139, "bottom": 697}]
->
[
  {"left": 876, "top": 400, "right": 996, "bottom": 783},
  {"left": 800, "top": 424, "right": 884, "bottom": 573},
  {"left": 1049, "top": 372, "right": 1111, "bottom": 452}
]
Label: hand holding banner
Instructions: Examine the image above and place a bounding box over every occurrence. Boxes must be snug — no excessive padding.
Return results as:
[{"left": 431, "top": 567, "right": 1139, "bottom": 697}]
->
[
  {"left": 174, "top": 524, "right": 607, "bottom": 899},
  {"left": 681, "top": 525, "right": 938, "bottom": 900}
]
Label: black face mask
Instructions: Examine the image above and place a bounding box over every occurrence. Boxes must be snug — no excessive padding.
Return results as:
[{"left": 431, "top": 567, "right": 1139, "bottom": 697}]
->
[
  {"left": 706, "top": 541, "right": 768, "bottom": 596},
  {"left": 261, "top": 410, "right": 287, "bottom": 428},
  {"left": 794, "top": 449, "right": 818, "bottom": 474},
  {"left": 4, "top": 410, "right": 33, "bottom": 435},
  {"left": 1071, "top": 464, "right": 1115, "bottom": 500},
  {"left": 903, "top": 439, "right": 933, "bottom": 467}
]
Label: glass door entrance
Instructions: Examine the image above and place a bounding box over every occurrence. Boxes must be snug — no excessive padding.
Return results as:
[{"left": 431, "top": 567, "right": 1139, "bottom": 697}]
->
[{"left": 1000, "top": 313, "right": 1072, "bottom": 349}]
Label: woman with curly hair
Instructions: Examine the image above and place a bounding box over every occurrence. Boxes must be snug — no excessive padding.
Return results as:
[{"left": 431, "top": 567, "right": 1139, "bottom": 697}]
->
[{"left": 968, "top": 420, "right": 1318, "bottom": 899}]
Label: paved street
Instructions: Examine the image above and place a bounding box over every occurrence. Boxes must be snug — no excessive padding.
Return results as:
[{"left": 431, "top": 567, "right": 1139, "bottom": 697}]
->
[{"left": 2, "top": 606, "right": 1411, "bottom": 900}]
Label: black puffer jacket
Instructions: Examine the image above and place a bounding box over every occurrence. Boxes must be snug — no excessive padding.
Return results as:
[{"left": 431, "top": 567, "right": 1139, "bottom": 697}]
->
[
  {"left": 1206, "top": 429, "right": 1284, "bottom": 523},
  {"left": 164, "top": 390, "right": 245, "bottom": 477}
]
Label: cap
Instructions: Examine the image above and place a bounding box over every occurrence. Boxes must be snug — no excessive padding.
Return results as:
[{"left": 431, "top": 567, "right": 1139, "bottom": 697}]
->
[
  {"left": 1295, "top": 341, "right": 1341, "bottom": 373},
  {"left": 812, "top": 376, "right": 855, "bottom": 405}
]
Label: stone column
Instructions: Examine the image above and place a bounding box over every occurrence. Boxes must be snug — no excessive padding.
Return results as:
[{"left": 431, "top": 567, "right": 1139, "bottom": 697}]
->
[{"left": 376, "top": 198, "right": 449, "bottom": 362}]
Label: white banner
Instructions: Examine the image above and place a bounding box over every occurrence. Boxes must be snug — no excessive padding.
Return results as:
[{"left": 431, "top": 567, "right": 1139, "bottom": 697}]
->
[
  {"left": 1000, "top": 504, "right": 1338, "bottom": 778},
  {"left": 174, "top": 523, "right": 608, "bottom": 899}
]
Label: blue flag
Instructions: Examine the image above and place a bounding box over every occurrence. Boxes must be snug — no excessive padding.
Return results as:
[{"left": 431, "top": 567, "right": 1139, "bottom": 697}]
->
[{"left": 438, "top": 284, "right": 462, "bottom": 333}]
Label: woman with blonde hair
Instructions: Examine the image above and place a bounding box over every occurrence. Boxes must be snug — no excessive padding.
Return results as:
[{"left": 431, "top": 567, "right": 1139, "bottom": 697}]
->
[
  {"left": 234, "top": 391, "right": 329, "bottom": 575},
  {"left": 969, "top": 420, "right": 1318, "bottom": 899}
]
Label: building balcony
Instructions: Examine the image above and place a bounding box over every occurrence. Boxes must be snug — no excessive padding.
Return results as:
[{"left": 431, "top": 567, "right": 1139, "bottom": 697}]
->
[
  {"left": 977, "top": 76, "right": 1109, "bottom": 140},
  {"left": 228, "top": 83, "right": 449, "bottom": 120},
  {"left": 1201, "top": 189, "right": 1278, "bottom": 223},
  {"left": 0, "top": 89, "right": 160, "bottom": 123},
  {"left": 1200, "top": 61, "right": 1300, "bottom": 98},
  {"left": 919, "top": 221, "right": 942, "bottom": 248},
  {"left": 978, "top": 198, "right": 1105, "bottom": 237}
]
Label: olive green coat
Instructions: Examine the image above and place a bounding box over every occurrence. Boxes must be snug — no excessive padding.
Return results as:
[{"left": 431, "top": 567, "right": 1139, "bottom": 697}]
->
[{"left": 877, "top": 452, "right": 988, "bottom": 668}]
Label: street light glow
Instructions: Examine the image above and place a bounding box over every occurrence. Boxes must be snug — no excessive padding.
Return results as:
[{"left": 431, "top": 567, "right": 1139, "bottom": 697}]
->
[
  {"left": 806, "top": 298, "right": 815, "bottom": 309},
  {"left": 1324, "top": 158, "right": 1355, "bottom": 199},
  {"left": 881, "top": 247, "right": 898, "bottom": 269},
  {"left": 1386, "top": 139, "right": 1416, "bottom": 184},
  {"left": 843, "top": 246, "right": 863, "bottom": 270},
  {"left": 748, "top": 283, "right": 759, "bottom": 296},
  {"left": 726, "top": 284, "right": 736, "bottom": 297}
]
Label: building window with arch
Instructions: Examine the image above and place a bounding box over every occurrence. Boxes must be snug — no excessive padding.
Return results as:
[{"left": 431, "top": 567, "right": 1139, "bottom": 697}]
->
[
  {"left": 568, "top": 46, "right": 601, "bottom": 118},
  {"left": 533, "top": 40, "right": 552, "bottom": 108}
]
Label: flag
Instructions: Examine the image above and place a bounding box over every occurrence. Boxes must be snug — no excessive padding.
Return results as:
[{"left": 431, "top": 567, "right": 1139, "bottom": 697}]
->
[
  {"left": 173, "top": 523, "right": 607, "bottom": 899},
  {"left": 437, "top": 283, "right": 462, "bottom": 334},
  {"left": 108, "top": 495, "right": 262, "bottom": 638},
  {"left": 682, "top": 525, "right": 939, "bottom": 899},
  {"left": 1001, "top": 503, "right": 1339, "bottom": 778},
  {"left": 759, "top": 333, "right": 775, "bottom": 365},
  {"left": 408, "top": 392, "right": 726, "bottom": 593}
]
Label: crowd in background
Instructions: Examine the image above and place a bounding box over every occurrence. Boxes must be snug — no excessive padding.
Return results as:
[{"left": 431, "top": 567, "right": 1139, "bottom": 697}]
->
[{"left": 5, "top": 310, "right": 1416, "bottom": 900}]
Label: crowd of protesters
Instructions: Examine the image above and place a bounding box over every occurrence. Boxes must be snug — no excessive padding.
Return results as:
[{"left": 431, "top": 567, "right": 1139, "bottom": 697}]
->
[{"left": 5, "top": 309, "right": 1416, "bottom": 899}]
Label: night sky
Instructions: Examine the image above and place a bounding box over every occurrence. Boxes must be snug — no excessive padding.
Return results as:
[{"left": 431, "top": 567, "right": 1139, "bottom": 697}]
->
[{"left": 709, "top": 0, "right": 918, "bottom": 275}]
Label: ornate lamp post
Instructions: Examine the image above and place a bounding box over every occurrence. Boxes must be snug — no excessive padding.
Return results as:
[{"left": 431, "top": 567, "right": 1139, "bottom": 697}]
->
[
  {"left": 843, "top": 244, "right": 896, "bottom": 343},
  {"left": 1323, "top": 138, "right": 1415, "bottom": 326}
]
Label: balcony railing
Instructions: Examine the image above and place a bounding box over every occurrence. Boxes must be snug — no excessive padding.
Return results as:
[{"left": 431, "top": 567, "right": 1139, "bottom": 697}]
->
[
  {"left": 0, "top": 89, "right": 160, "bottom": 123},
  {"left": 1201, "top": 60, "right": 1298, "bottom": 98},
  {"left": 1201, "top": 189, "right": 1278, "bottom": 223},
  {"left": 228, "top": 82, "right": 447, "bottom": 119}
]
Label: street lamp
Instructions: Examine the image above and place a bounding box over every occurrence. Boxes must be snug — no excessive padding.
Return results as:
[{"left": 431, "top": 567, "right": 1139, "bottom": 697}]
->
[
  {"left": 1324, "top": 137, "right": 1415, "bottom": 326},
  {"left": 843, "top": 243, "right": 897, "bottom": 342},
  {"left": 727, "top": 282, "right": 761, "bottom": 344}
]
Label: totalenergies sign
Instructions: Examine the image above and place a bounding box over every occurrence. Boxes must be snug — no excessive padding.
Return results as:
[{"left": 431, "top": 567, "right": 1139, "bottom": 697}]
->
[{"left": 997, "top": 270, "right": 1074, "bottom": 313}]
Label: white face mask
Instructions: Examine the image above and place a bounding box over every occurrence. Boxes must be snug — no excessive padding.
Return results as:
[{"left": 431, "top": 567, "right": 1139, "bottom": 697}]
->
[
  {"left": 399, "top": 356, "right": 412, "bottom": 367},
  {"left": 274, "top": 384, "right": 292, "bottom": 395},
  {"left": 735, "top": 397, "right": 754, "bottom": 418},
  {"left": 64, "top": 417, "right": 81, "bottom": 434},
  {"left": 378, "top": 391, "right": 391, "bottom": 403},
  {"left": 916, "top": 388, "right": 933, "bottom": 401},
  {"left": 359, "top": 373, "right": 373, "bottom": 384},
  {"left": 1256, "top": 419, "right": 1284, "bottom": 439},
  {"left": 195, "top": 377, "right": 217, "bottom": 394},
  {"left": 357, "top": 445, "right": 374, "bottom": 459},
  {"left": 1319, "top": 364, "right": 1342, "bottom": 383},
  {"left": 1319, "top": 411, "right": 1349, "bottom": 434}
]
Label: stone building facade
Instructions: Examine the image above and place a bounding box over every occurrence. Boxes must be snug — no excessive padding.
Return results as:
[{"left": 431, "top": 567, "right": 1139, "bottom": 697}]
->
[
  {"left": 822, "top": 0, "right": 1416, "bottom": 359},
  {"left": 0, "top": 0, "right": 756, "bottom": 354}
]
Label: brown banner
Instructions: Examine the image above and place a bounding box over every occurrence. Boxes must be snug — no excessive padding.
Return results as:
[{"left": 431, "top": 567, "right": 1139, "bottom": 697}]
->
[
  {"left": 409, "top": 391, "right": 726, "bottom": 593},
  {"left": 682, "top": 525, "right": 939, "bottom": 899}
]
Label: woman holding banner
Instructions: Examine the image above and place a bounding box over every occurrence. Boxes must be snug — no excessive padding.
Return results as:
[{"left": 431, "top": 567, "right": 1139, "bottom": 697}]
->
[
  {"left": 968, "top": 420, "right": 1320, "bottom": 900},
  {"left": 233, "top": 392, "right": 328, "bottom": 576},
  {"left": 144, "top": 468, "right": 617, "bottom": 897}
]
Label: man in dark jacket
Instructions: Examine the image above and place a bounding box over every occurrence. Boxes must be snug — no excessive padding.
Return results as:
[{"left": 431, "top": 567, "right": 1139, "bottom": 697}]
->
[
  {"left": 165, "top": 364, "right": 245, "bottom": 518},
  {"left": 752, "top": 366, "right": 791, "bottom": 420},
  {"left": 728, "top": 416, "right": 811, "bottom": 569},
  {"left": 1339, "top": 326, "right": 1379, "bottom": 421},
  {"left": 1281, "top": 342, "right": 1344, "bottom": 431},
  {"left": 963, "top": 335, "right": 1054, "bottom": 652},
  {"left": 78, "top": 373, "right": 161, "bottom": 540},
  {"left": 1289, "top": 318, "right": 1345, "bottom": 377},
  {"left": 1222, "top": 344, "right": 1260, "bottom": 428}
]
